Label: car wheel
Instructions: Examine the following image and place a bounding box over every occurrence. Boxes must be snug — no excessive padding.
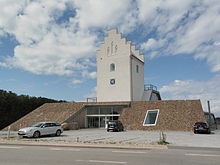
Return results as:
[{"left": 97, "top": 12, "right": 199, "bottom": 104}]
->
[
  {"left": 56, "top": 130, "right": 61, "bottom": 136},
  {"left": 33, "top": 131, "right": 40, "bottom": 138},
  {"left": 107, "top": 129, "right": 109, "bottom": 132},
  {"left": 194, "top": 130, "right": 197, "bottom": 134}
]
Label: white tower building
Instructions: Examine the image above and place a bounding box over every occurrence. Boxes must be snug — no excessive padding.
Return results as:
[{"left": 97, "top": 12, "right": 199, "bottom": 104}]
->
[{"left": 96, "top": 29, "right": 160, "bottom": 102}]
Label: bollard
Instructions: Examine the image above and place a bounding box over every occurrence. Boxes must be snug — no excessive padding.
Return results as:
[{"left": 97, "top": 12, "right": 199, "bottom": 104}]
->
[
  {"left": 159, "top": 131, "right": 166, "bottom": 142},
  {"left": 7, "top": 126, "right": 11, "bottom": 139},
  {"left": 77, "top": 137, "right": 79, "bottom": 142}
]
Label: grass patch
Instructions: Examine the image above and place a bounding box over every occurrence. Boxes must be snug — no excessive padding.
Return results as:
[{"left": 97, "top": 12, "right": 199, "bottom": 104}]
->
[{"left": 157, "top": 140, "right": 169, "bottom": 145}]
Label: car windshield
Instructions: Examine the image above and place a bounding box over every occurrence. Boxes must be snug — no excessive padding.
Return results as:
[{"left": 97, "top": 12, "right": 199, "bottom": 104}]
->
[
  {"left": 108, "top": 121, "right": 116, "bottom": 124},
  {"left": 31, "top": 123, "right": 44, "bottom": 127},
  {"left": 195, "top": 122, "right": 207, "bottom": 126}
]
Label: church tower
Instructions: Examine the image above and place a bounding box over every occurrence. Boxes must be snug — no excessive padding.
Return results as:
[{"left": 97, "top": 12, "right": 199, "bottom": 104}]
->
[{"left": 96, "top": 29, "right": 160, "bottom": 102}]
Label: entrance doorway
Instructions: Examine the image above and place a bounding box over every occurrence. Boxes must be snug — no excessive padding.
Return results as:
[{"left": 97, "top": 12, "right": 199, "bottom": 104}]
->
[
  {"left": 85, "top": 105, "right": 126, "bottom": 128},
  {"left": 87, "top": 115, "right": 119, "bottom": 128},
  {"left": 87, "top": 117, "right": 99, "bottom": 128}
]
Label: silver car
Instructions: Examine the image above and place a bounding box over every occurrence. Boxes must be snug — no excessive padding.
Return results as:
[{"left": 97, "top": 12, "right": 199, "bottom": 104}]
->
[{"left": 18, "top": 122, "right": 63, "bottom": 138}]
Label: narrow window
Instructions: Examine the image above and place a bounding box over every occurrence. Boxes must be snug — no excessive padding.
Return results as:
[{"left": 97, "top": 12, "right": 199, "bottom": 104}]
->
[
  {"left": 143, "top": 110, "right": 159, "bottom": 126},
  {"left": 111, "top": 41, "right": 114, "bottom": 54},
  {"left": 136, "top": 65, "right": 139, "bottom": 73},
  {"left": 115, "top": 45, "right": 118, "bottom": 53},
  {"left": 107, "top": 47, "right": 110, "bottom": 55},
  {"left": 110, "top": 63, "right": 115, "bottom": 72}
]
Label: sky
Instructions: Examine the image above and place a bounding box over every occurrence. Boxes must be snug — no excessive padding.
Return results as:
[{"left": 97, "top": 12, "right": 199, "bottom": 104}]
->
[{"left": 0, "top": 0, "right": 220, "bottom": 116}]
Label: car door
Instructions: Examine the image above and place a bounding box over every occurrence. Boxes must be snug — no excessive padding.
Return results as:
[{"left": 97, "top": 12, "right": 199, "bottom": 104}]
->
[
  {"left": 40, "top": 123, "right": 51, "bottom": 135},
  {"left": 50, "top": 123, "right": 57, "bottom": 134},
  {"left": 47, "top": 123, "right": 56, "bottom": 135}
]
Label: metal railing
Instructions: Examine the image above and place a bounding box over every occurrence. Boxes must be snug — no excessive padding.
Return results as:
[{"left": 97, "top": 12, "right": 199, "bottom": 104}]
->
[
  {"left": 86, "top": 97, "right": 97, "bottom": 102},
  {"left": 144, "top": 84, "right": 157, "bottom": 91}
]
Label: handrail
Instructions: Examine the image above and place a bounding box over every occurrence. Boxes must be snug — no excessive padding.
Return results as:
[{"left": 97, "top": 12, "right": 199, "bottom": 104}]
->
[
  {"left": 63, "top": 105, "right": 86, "bottom": 123},
  {"left": 86, "top": 97, "right": 97, "bottom": 102},
  {"left": 144, "top": 84, "right": 157, "bottom": 91}
]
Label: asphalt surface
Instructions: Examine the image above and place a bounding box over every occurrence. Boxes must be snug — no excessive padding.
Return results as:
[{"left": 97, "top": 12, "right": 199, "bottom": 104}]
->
[
  {"left": 0, "top": 144, "right": 219, "bottom": 165},
  {"left": 1, "top": 129, "right": 220, "bottom": 149}
]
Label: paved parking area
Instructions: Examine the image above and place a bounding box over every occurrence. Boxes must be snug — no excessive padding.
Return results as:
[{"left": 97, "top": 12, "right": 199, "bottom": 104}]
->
[
  {"left": 45, "top": 129, "right": 161, "bottom": 144},
  {"left": 1, "top": 129, "right": 220, "bottom": 148}
]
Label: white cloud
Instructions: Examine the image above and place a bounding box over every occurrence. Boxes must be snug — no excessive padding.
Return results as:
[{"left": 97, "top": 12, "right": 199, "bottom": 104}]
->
[
  {"left": 214, "top": 42, "right": 220, "bottom": 46},
  {"left": 71, "top": 0, "right": 136, "bottom": 32},
  {"left": 140, "top": 38, "right": 167, "bottom": 58},
  {"left": 138, "top": 0, "right": 220, "bottom": 73},
  {"left": 83, "top": 86, "right": 97, "bottom": 100},
  {"left": 71, "top": 79, "right": 84, "bottom": 85},
  {"left": 0, "top": 0, "right": 98, "bottom": 78},
  {"left": 160, "top": 75, "right": 220, "bottom": 117},
  {"left": 0, "top": 0, "right": 136, "bottom": 82},
  {"left": 0, "top": 0, "right": 27, "bottom": 33},
  {"left": 10, "top": 29, "right": 97, "bottom": 75},
  {"left": 0, "top": 0, "right": 220, "bottom": 86},
  {"left": 137, "top": 0, "right": 194, "bottom": 33},
  {"left": 82, "top": 71, "right": 96, "bottom": 79},
  {"left": 0, "top": 62, "right": 7, "bottom": 67}
]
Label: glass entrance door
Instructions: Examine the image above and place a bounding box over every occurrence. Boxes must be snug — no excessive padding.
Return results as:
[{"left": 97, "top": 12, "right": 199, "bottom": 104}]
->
[
  {"left": 86, "top": 105, "right": 124, "bottom": 128},
  {"left": 87, "top": 117, "right": 99, "bottom": 128},
  {"left": 100, "top": 117, "right": 105, "bottom": 128},
  {"left": 87, "top": 116, "right": 119, "bottom": 128},
  {"left": 104, "top": 116, "right": 111, "bottom": 128},
  {"left": 99, "top": 116, "right": 120, "bottom": 128}
]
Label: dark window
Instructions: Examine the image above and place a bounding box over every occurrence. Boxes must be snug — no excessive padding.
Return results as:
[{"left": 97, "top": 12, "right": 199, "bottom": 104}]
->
[
  {"left": 143, "top": 110, "right": 159, "bottom": 126},
  {"left": 136, "top": 65, "right": 139, "bottom": 73},
  {"left": 100, "top": 107, "right": 112, "bottom": 114},
  {"left": 31, "top": 123, "right": 43, "bottom": 127},
  {"left": 110, "top": 63, "right": 115, "bottom": 71},
  {"left": 43, "top": 123, "right": 51, "bottom": 127},
  {"left": 87, "top": 107, "right": 99, "bottom": 115},
  {"left": 195, "top": 122, "right": 208, "bottom": 127}
]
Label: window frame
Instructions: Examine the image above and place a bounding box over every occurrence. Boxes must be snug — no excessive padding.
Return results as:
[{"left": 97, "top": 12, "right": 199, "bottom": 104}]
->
[{"left": 143, "top": 109, "right": 159, "bottom": 126}]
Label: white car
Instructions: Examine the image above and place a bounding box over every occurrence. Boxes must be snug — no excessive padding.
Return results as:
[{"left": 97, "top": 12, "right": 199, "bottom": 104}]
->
[{"left": 18, "top": 122, "right": 63, "bottom": 138}]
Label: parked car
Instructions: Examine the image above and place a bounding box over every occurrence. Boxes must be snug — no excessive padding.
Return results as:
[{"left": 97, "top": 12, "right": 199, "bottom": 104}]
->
[
  {"left": 18, "top": 122, "right": 63, "bottom": 138},
  {"left": 193, "top": 122, "right": 211, "bottom": 134},
  {"left": 107, "top": 120, "right": 124, "bottom": 132}
]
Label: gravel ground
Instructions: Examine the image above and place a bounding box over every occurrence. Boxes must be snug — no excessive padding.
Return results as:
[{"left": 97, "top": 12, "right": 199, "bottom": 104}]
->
[{"left": 1, "top": 129, "right": 220, "bottom": 148}]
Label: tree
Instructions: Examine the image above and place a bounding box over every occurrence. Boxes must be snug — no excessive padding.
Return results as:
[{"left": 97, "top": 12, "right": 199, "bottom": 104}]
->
[{"left": 0, "top": 89, "right": 66, "bottom": 130}]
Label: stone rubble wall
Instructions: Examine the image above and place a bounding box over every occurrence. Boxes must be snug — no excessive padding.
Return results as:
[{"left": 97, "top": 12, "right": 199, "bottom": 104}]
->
[
  {"left": 119, "top": 100, "right": 205, "bottom": 131},
  {"left": 5, "top": 100, "right": 205, "bottom": 132}
]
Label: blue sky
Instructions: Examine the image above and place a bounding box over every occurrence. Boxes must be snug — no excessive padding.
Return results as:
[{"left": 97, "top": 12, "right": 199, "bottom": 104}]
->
[{"left": 0, "top": 0, "right": 220, "bottom": 116}]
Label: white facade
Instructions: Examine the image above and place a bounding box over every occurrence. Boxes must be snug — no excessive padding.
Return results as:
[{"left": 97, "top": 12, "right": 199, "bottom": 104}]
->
[
  {"left": 96, "top": 29, "right": 144, "bottom": 102},
  {"left": 96, "top": 29, "right": 145, "bottom": 102}
]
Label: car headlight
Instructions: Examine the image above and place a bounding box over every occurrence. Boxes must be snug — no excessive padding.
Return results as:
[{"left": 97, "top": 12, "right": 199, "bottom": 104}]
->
[{"left": 24, "top": 129, "right": 33, "bottom": 133}]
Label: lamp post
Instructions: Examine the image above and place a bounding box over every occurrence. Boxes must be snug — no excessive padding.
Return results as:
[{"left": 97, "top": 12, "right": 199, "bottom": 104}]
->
[{"left": 207, "top": 100, "right": 211, "bottom": 126}]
